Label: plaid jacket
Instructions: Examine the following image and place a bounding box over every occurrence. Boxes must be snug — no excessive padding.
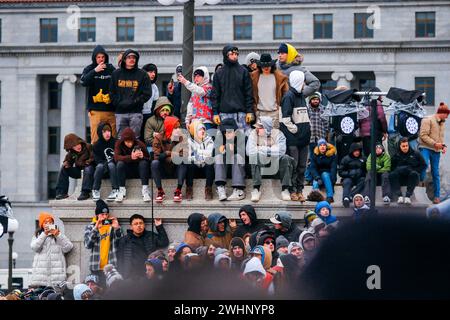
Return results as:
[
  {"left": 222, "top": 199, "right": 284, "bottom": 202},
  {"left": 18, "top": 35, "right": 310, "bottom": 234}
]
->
[
  {"left": 308, "top": 105, "right": 329, "bottom": 144},
  {"left": 84, "top": 221, "right": 123, "bottom": 272}
]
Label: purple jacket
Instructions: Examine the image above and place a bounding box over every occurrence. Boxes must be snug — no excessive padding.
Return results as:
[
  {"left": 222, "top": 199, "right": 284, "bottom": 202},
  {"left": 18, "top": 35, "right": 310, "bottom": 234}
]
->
[{"left": 359, "top": 100, "right": 387, "bottom": 137}]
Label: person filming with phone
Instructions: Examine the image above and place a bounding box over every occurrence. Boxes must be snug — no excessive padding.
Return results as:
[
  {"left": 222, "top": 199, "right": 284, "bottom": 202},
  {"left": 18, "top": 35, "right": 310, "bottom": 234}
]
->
[
  {"left": 30, "top": 212, "right": 74, "bottom": 288},
  {"left": 84, "top": 200, "right": 123, "bottom": 287}
]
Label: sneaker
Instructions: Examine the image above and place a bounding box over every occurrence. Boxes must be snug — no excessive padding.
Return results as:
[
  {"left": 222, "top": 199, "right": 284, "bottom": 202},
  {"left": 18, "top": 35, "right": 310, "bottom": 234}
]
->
[
  {"left": 404, "top": 197, "right": 411, "bottom": 205},
  {"left": 397, "top": 196, "right": 404, "bottom": 204},
  {"left": 156, "top": 190, "right": 165, "bottom": 203},
  {"left": 217, "top": 186, "right": 227, "bottom": 201},
  {"left": 433, "top": 197, "right": 441, "bottom": 204},
  {"left": 142, "top": 186, "right": 151, "bottom": 202},
  {"left": 383, "top": 196, "right": 391, "bottom": 205},
  {"left": 173, "top": 189, "right": 183, "bottom": 202},
  {"left": 186, "top": 186, "right": 193, "bottom": 201},
  {"left": 326, "top": 197, "right": 334, "bottom": 204},
  {"left": 290, "top": 192, "right": 300, "bottom": 201},
  {"left": 364, "top": 196, "right": 371, "bottom": 205},
  {"left": 115, "top": 187, "right": 126, "bottom": 203},
  {"left": 55, "top": 194, "right": 69, "bottom": 200},
  {"left": 92, "top": 190, "right": 101, "bottom": 201},
  {"left": 227, "top": 188, "right": 245, "bottom": 201},
  {"left": 107, "top": 189, "right": 118, "bottom": 202},
  {"left": 251, "top": 188, "right": 261, "bottom": 202},
  {"left": 281, "top": 189, "right": 291, "bottom": 201},
  {"left": 77, "top": 192, "right": 91, "bottom": 201},
  {"left": 343, "top": 197, "right": 350, "bottom": 208},
  {"left": 205, "top": 186, "right": 213, "bottom": 201}
]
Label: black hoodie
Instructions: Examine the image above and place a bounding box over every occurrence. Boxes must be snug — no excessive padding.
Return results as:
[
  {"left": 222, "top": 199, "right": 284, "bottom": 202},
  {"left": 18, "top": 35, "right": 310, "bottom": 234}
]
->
[
  {"left": 391, "top": 141, "right": 426, "bottom": 174},
  {"left": 211, "top": 45, "right": 254, "bottom": 115},
  {"left": 233, "top": 205, "right": 266, "bottom": 239},
  {"left": 110, "top": 49, "right": 152, "bottom": 114},
  {"left": 187, "top": 213, "right": 205, "bottom": 235},
  {"left": 339, "top": 143, "right": 367, "bottom": 180},
  {"left": 93, "top": 122, "right": 117, "bottom": 165},
  {"left": 81, "top": 45, "right": 116, "bottom": 112}
]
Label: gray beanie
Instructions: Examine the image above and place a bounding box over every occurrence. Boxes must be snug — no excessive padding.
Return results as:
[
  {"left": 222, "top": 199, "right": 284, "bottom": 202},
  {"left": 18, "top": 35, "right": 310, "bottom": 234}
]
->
[
  {"left": 245, "top": 52, "right": 260, "bottom": 66},
  {"left": 276, "top": 236, "right": 289, "bottom": 248}
]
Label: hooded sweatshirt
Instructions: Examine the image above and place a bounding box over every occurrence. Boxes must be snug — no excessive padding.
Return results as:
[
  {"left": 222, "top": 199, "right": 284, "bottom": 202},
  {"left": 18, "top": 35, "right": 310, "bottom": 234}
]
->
[
  {"left": 280, "top": 71, "right": 311, "bottom": 147},
  {"left": 144, "top": 96, "right": 173, "bottom": 146},
  {"left": 114, "top": 127, "right": 150, "bottom": 163},
  {"left": 247, "top": 116, "right": 287, "bottom": 158},
  {"left": 63, "top": 134, "right": 94, "bottom": 169},
  {"left": 110, "top": 49, "right": 152, "bottom": 114},
  {"left": 184, "top": 213, "right": 206, "bottom": 251},
  {"left": 243, "top": 257, "right": 266, "bottom": 276},
  {"left": 93, "top": 122, "right": 117, "bottom": 164},
  {"left": 211, "top": 45, "right": 254, "bottom": 115},
  {"left": 315, "top": 201, "right": 338, "bottom": 225},
  {"left": 188, "top": 120, "right": 214, "bottom": 167},
  {"left": 234, "top": 205, "right": 265, "bottom": 239},
  {"left": 186, "top": 66, "right": 214, "bottom": 124},
  {"left": 80, "top": 45, "right": 116, "bottom": 112},
  {"left": 152, "top": 116, "right": 187, "bottom": 164},
  {"left": 339, "top": 143, "right": 367, "bottom": 180},
  {"left": 205, "top": 213, "right": 235, "bottom": 249},
  {"left": 366, "top": 146, "right": 391, "bottom": 173},
  {"left": 391, "top": 141, "right": 427, "bottom": 174},
  {"left": 229, "top": 237, "right": 247, "bottom": 270},
  {"left": 275, "top": 43, "right": 321, "bottom": 97},
  {"left": 272, "top": 212, "right": 302, "bottom": 243}
]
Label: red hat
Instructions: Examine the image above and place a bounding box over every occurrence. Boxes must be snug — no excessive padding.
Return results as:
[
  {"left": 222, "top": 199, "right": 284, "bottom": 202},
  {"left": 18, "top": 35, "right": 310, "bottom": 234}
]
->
[{"left": 437, "top": 102, "right": 449, "bottom": 115}]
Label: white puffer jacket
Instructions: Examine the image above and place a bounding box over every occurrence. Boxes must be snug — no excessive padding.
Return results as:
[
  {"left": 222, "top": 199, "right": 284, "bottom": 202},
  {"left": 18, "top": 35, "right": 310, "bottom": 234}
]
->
[{"left": 30, "top": 232, "right": 73, "bottom": 287}]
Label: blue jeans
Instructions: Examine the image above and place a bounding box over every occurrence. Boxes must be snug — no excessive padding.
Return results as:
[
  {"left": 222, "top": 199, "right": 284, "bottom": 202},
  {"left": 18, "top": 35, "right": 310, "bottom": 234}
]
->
[
  {"left": 420, "top": 148, "right": 441, "bottom": 198},
  {"left": 313, "top": 172, "right": 334, "bottom": 198}
]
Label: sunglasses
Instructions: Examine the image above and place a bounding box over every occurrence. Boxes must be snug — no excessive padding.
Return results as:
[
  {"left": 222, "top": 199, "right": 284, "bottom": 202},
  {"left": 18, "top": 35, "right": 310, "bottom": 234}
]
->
[{"left": 264, "top": 240, "right": 275, "bottom": 245}]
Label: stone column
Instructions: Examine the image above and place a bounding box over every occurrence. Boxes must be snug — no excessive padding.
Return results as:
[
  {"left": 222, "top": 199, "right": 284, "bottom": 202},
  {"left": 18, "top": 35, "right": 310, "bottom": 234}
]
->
[
  {"left": 56, "top": 74, "right": 78, "bottom": 195},
  {"left": 331, "top": 72, "right": 354, "bottom": 89}
]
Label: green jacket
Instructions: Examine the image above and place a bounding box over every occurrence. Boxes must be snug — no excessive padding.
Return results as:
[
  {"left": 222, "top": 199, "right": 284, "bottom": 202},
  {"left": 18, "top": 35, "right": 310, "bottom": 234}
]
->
[{"left": 366, "top": 152, "right": 391, "bottom": 173}]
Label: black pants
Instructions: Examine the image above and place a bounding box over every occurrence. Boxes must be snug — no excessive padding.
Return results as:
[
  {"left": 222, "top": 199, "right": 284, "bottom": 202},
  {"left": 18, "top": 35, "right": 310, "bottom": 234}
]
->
[
  {"left": 151, "top": 160, "right": 187, "bottom": 189},
  {"left": 117, "top": 160, "right": 150, "bottom": 187},
  {"left": 389, "top": 168, "right": 420, "bottom": 197},
  {"left": 93, "top": 162, "right": 119, "bottom": 190},
  {"left": 56, "top": 165, "right": 94, "bottom": 195},
  {"left": 288, "top": 145, "right": 309, "bottom": 192},
  {"left": 187, "top": 164, "right": 215, "bottom": 188},
  {"left": 363, "top": 172, "right": 391, "bottom": 198},
  {"left": 342, "top": 176, "right": 365, "bottom": 200}
]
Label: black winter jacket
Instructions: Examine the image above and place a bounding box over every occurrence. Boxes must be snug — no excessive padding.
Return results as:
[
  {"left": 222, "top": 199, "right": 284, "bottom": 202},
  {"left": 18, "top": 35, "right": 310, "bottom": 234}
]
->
[{"left": 339, "top": 143, "right": 367, "bottom": 180}]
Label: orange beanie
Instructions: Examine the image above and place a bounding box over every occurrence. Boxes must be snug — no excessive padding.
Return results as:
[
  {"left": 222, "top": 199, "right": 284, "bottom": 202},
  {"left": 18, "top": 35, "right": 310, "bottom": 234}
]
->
[{"left": 39, "top": 212, "right": 54, "bottom": 228}]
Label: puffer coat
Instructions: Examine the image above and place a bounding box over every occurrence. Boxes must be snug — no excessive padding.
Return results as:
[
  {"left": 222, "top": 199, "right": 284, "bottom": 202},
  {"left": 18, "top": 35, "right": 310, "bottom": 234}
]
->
[{"left": 30, "top": 232, "right": 73, "bottom": 287}]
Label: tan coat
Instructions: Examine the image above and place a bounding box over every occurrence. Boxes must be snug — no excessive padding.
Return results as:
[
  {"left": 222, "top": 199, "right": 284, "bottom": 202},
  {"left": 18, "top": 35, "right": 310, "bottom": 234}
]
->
[
  {"left": 419, "top": 115, "right": 446, "bottom": 152},
  {"left": 250, "top": 70, "right": 289, "bottom": 114},
  {"left": 183, "top": 231, "right": 205, "bottom": 251}
]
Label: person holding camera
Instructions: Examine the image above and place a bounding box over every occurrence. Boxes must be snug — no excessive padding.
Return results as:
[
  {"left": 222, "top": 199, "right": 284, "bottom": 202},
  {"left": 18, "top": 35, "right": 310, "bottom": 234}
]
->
[
  {"left": 84, "top": 200, "right": 123, "bottom": 287},
  {"left": 92, "top": 122, "right": 119, "bottom": 202},
  {"left": 167, "top": 64, "right": 183, "bottom": 120},
  {"left": 30, "top": 212, "right": 73, "bottom": 288},
  {"left": 114, "top": 127, "right": 151, "bottom": 202}
]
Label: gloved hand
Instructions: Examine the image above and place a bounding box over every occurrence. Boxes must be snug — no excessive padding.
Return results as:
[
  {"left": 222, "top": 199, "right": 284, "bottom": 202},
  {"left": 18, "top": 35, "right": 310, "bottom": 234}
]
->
[
  {"left": 93, "top": 89, "right": 104, "bottom": 103},
  {"left": 245, "top": 113, "right": 255, "bottom": 124},
  {"left": 102, "top": 93, "right": 111, "bottom": 105},
  {"left": 214, "top": 115, "right": 221, "bottom": 125}
]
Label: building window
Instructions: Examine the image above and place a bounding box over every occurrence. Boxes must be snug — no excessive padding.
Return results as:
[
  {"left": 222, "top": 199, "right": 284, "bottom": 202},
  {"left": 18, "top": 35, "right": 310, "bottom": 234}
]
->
[
  {"left": 155, "top": 17, "right": 174, "bottom": 41},
  {"left": 415, "top": 77, "right": 435, "bottom": 106},
  {"left": 40, "top": 18, "right": 58, "bottom": 43},
  {"left": 195, "top": 16, "right": 212, "bottom": 41},
  {"left": 273, "top": 15, "right": 292, "bottom": 40},
  {"left": 117, "top": 17, "right": 134, "bottom": 42},
  {"left": 48, "top": 127, "right": 60, "bottom": 155},
  {"left": 233, "top": 15, "right": 252, "bottom": 40},
  {"left": 47, "top": 172, "right": 59, "bottom": 199},
  {"left": 314, "top": 14, "right": 333, "bottom": 39},
  {"left": 79, "top": 18, "right": 96, "bottom": 42},
  {"left": 48, "top": 81, "right": 61, "bottom": 110},
  {"left": 354, "top": 13, "right": 374, "bottom": 39},
  {"left": 416, "top": 12, "right": 435, "bottom": 38}
]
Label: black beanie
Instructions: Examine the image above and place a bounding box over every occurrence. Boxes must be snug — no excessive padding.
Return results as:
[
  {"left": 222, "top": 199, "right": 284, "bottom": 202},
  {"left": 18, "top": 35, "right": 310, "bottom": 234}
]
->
[{"left": 95, "top": 199, "right": 109, "bottom": 216}]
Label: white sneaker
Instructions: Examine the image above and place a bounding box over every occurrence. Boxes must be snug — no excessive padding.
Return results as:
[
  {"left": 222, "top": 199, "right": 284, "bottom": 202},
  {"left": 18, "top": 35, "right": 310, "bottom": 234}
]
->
[
  {"left": 92, "top": 190, "right": 101, "bottom": 201},
  {"left": 383, "top": 196, "right": 391, "bottom": 205},
  {"left": 227, "top": 188, "right": 245, "bottom": 201},
  {"left": 107, "top": 189, "right": 118, "bottom": 202},
  {"left": 142, "top": 185, "right": 151, "bottom": 202},
  {"left": 251, "top": 188, "right": 261, "bottom": 202},
  {"left": 404, "top": 197, "right": 411, "bottom": 205},
  {"left": 217, "top": 186, "right": 227, "bottom": 201},
  {"left": 281, "top": 189, "right": 291, "bottom": 201},
  {"left": 397, "top": 196, "right": 404, "bottom": 204},
  {"left": 115, "top": 187, "right": 126, "bottom": 203}
]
